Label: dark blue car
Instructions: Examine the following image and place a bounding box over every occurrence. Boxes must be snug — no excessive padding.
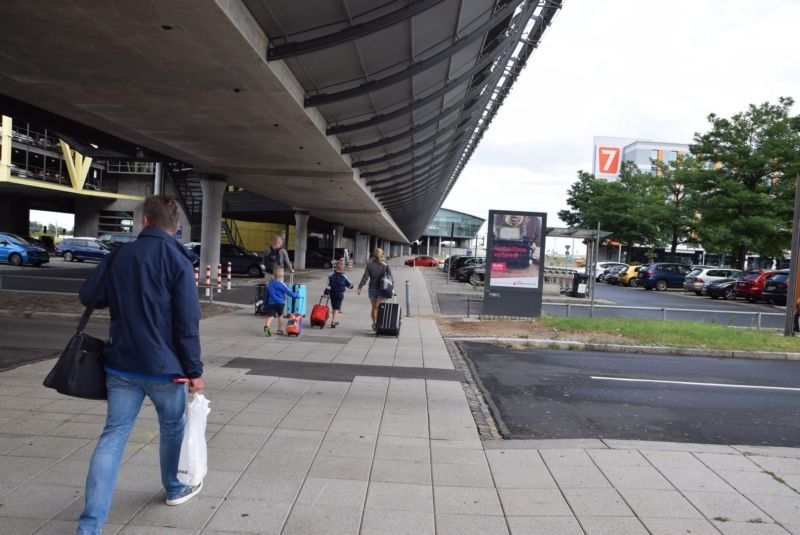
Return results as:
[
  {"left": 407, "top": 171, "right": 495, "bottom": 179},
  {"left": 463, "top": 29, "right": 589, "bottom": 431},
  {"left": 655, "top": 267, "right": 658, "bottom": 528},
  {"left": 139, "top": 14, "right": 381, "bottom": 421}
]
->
[
  {"left": 0, "top": 232, "right": 50, "bottom": 266},
  {"left": 637, "top": 262, "right": 692, "bottom": 290},
  {"left": 56, "top": 237, "right": 110, "bottom": 263}
]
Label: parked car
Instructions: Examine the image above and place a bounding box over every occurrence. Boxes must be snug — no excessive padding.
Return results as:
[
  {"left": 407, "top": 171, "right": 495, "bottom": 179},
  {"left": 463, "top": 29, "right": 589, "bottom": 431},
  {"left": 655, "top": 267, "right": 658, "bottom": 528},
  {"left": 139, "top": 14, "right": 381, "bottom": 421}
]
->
[
  {"left": 762, "top": 270, "right": 790, "bottom": 305},
  {"left": 734, "top": 270, "right": 774, "bottom": 302},
  {"left": 405, "top": 256, "right": 439, "bottom": 267},
  {"left": 683, "top": 267, "right": 742, "bottom": 295},
  {"left": 304, "top": 250, "right": 335, "bottom": 269},
  {"left": 186, "top": 243, "right": 264, "bottom": 277},
  {"left": 616, "top": 265, "right": 641, "bottom": 287},
  {"left": 0, "top": 232, "right": 50, "bottom": 266},
  {"left": 637, "top": 262, "right": 692, "bottom": 290},
  {"left": 603, "top": 265, "right": 628, "bottom": 284},
  {"left": 455, "top": 261, "right": 486, "bottom": 282},
  {"left": 56, "top": 237, "right": 110, "bottom": 263},
  {"left": 98, "top": 232, "right": 138, "bottom": 249},
  {"left": 704, "top": 278, "right": 738, "bottom": 300},
  {"left": 311, "top": 247, "right": 350, "bottom": 263},
  {"left": 469, "top": 265, "right": 485, "bottom": 286},
  {"left": 449, "top": 255, "right": 482, "bottom": 276},
  {"left": 598, "top": 263, "right": 627, "bottom": 282}
]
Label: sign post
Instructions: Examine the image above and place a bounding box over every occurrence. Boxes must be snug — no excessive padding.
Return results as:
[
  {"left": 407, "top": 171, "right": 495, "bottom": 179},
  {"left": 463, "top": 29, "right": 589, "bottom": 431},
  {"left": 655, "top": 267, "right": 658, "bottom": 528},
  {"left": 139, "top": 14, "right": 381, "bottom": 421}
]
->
[{"left": 784, "top": 173, "right": 800, "bottom": 336}]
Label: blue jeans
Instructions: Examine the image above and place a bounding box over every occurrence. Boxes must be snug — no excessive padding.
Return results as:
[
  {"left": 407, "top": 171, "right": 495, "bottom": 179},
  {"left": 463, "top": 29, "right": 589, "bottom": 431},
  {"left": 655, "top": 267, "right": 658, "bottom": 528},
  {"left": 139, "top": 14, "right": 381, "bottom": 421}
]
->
[{"left": 77, "top": 374, "right": 186, "bottom": 535}]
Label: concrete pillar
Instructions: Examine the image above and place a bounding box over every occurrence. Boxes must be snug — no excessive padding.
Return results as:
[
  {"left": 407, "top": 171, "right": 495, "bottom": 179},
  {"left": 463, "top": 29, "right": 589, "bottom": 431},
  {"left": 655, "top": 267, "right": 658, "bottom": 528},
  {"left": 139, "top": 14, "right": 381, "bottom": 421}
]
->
[
  {"left": 294, "top": 211, "right": 309, "bottom": 270},
  {"left": 199, "top": 177, "right": 226, "bottom": 280},
  {"left": 333, "top": 223, "right": 344, "bottom": 249},
  {"left": 437, "top": 237, "right": 442, "bottom": 258},
  {"left": 426, "top": 236, "right": 430, "bottom": 256}
]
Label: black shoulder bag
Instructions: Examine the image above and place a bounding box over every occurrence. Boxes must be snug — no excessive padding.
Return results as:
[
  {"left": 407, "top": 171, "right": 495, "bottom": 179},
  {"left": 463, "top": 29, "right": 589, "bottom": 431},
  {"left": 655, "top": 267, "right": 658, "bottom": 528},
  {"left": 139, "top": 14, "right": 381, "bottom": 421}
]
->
[{"left": 43, "top": 247, "right": 122, "bottom": 400}]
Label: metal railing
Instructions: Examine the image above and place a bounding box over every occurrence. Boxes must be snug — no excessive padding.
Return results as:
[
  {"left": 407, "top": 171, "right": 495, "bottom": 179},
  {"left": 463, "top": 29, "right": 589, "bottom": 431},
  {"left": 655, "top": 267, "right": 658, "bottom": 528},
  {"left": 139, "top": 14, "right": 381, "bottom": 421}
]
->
[
  {"left": 452, "top": 297, "right": 784, "bottom": 329},
  {"left": 549, "top": 302, "right": 784, "bottom": 330}
]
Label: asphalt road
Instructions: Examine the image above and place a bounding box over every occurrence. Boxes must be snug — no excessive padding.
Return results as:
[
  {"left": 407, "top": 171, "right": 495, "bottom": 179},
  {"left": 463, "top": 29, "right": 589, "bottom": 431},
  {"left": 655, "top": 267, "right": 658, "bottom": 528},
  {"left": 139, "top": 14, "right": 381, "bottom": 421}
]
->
[
  {"left": 438, "top": 282, "right": 788, "bottom": 328},
  {"left": 0, "top": 316, "right": 108, "bottom": 371},
  {"left": 460, "top": 341, "right": 800, "bottom": 446}
]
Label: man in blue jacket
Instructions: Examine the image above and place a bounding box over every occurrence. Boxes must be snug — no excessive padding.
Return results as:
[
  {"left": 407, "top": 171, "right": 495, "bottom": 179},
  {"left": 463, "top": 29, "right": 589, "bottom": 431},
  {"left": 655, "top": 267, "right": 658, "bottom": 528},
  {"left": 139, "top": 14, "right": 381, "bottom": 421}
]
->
[{"left": 76, "top": 196, "right": 204, "bottom": 535}]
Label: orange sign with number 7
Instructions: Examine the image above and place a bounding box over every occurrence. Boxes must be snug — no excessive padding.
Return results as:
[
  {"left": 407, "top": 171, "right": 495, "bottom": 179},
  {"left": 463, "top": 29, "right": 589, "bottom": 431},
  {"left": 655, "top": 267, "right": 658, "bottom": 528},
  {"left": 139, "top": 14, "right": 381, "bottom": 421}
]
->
[{"left": 597, "top": 146, "right": 621, "bottom": 175}]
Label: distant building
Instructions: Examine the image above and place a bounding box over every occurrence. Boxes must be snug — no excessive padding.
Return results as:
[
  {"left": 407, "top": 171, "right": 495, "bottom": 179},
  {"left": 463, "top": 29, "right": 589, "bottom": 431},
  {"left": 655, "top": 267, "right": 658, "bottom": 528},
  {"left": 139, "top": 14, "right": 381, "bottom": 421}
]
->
[
  {"left": 413, "top": 208, "right": 484, "bottom": 257},
  {"left": 592, "top": 136, "right": 690, "bottom": 179}
]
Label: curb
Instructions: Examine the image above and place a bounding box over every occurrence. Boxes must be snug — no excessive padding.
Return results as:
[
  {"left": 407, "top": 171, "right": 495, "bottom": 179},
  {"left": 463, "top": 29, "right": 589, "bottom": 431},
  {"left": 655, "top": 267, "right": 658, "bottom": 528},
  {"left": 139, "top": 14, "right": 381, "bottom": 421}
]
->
[{"left": 445, "top": 336, "right": 800, "bottom": 361}]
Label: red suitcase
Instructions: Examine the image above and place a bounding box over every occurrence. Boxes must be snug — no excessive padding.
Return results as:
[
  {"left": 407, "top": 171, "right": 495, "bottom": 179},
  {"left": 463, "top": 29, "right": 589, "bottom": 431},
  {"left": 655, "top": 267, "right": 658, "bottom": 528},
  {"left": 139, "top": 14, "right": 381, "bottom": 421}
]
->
[
  {"left": 285, "top": 314, "right": 302, "bottom": 337},
  {"left": 310, "top": 296, "right": 330, "bottom": 328}
]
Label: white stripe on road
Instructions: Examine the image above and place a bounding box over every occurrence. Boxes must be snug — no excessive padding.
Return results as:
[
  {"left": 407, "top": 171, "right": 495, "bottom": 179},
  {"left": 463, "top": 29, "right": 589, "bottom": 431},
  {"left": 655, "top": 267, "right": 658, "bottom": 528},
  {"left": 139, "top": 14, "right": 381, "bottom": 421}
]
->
[{"left": 591, "top": 376, "right": 800, "bottom": 392}]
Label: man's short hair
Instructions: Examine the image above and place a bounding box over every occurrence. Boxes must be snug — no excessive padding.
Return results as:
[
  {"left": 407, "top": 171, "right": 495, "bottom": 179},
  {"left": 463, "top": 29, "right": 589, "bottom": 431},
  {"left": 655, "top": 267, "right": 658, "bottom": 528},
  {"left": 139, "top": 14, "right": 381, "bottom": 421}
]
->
[{"left": 143, "top": 196, "right": 180, "bottom": 231}]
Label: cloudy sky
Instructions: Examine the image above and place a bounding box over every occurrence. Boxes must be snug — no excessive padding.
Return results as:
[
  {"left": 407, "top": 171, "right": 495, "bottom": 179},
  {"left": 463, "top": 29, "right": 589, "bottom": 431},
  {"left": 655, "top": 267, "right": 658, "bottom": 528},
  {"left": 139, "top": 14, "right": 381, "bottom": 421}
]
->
[{"left": 443, "top": 0, "right": 800, "bottom": 251}]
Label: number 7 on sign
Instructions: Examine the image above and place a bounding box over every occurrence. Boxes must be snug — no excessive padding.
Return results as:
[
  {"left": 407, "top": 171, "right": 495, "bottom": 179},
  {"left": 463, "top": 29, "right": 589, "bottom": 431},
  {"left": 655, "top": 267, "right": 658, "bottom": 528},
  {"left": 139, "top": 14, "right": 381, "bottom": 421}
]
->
[{"left": 598, "top": 146, "right": 621, "bottom": 174}]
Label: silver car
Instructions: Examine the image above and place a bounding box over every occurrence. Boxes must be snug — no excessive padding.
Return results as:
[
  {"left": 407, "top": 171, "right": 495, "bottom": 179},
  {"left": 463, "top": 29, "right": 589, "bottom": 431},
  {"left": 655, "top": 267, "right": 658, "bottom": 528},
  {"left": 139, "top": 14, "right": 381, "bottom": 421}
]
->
[{"left": 684, "top": 267, "right": 742, "bottom": 295}]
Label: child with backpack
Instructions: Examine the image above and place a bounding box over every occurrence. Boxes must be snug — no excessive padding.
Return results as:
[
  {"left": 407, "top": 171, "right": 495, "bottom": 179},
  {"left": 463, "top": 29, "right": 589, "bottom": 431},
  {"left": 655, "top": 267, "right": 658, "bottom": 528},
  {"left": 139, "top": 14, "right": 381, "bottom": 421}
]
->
[
  {"left": 263, "top": 266, "right": 298, "bottom": 337},
  {"left": 324, "top": 259, "right": 354, "bottom": 328}
]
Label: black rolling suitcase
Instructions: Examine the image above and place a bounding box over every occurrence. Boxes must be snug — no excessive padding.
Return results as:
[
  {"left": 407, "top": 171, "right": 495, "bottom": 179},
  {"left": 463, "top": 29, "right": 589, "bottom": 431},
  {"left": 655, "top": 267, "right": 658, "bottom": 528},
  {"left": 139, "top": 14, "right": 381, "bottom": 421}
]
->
[
  {"left": 376, "top": 301, "right": 401, "bottom": 337},
  {"left": 254, "top": 283, "right": 267, "bottom": 315}
]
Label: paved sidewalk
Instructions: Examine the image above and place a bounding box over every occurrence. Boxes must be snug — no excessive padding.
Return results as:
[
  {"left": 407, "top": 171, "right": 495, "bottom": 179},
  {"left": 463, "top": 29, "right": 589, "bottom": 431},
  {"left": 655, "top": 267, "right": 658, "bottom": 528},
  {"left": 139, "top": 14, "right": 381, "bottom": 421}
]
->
[{"left": 0, "top": 265, "right": 798, "bottom": 534}]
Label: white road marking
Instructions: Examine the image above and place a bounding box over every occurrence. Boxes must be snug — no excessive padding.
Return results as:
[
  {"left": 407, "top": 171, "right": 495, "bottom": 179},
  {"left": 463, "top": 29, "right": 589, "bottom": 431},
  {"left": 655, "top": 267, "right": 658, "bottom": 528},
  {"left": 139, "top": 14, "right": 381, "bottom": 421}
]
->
[{"left": 591, "top": 376, "right": 800, "bottom": 392}]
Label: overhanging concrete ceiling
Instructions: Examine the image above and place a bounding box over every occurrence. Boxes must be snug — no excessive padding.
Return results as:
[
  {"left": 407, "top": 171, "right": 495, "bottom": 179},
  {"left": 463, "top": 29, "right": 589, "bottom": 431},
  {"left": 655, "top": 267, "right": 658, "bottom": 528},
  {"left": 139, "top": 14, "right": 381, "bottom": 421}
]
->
[{"left": 0, "top": 0, "right": 561, "bottom": 241}]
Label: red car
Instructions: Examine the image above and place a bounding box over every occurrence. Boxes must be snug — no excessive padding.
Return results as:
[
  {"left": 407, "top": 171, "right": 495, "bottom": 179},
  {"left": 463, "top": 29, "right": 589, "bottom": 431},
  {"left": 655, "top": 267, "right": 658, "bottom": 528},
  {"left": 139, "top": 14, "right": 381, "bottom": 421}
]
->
[
  {"left": 734, "top": 270, "right": 775, "bottom": 302},
  {"left": 405, "top": 256, "right": 439, "bottom": 267}
]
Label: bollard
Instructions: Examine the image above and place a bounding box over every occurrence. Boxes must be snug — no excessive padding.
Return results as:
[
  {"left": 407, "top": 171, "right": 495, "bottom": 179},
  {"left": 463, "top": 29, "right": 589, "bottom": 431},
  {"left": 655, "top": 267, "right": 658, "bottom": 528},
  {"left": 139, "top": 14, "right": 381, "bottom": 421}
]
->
[
  {"left": 227, "top": 261, "right": 232, "bottom": 290},
  {"left": 217, "top": 263, "right": 222, "bottom": 293},
  {"left": 405, "top": 279, "right": 412, "bottom": 318},
  {"left": 566, "top": 303, "right": 571, "bottom": 317},
  {"left": 466, "top": 298, "right": 471, "bottom": 318},
  {"left": 757, "top": 311, "right": 762, "bottom": 330},
  {"left": 205, "top": 265, "right": 211, "bottom": 297},
  {"left": 194, "top": 266, "right": 199, "bottom": 287},
  {"left": 661, "top": 307, "right": 667, "bottom": 321}
]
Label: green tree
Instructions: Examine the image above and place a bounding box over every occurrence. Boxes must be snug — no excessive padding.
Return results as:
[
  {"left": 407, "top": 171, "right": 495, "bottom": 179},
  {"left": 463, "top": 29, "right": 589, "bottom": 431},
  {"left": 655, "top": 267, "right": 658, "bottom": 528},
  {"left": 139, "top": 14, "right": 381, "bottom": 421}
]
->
[
  {"left": 559, "top": 162, "right": 667, "bottom": 262},
  {"left": 689, "top": 97, "right": 800, "bottom": 269},
  {"left": 653, "top": 155, "right": 701, "bottom": 261}
]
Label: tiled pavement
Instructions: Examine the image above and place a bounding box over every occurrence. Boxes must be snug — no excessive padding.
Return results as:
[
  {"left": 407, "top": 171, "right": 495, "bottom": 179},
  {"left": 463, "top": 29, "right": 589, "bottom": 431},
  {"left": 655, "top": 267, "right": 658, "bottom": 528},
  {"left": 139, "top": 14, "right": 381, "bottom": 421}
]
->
[{"left": 0, "top": 265, "right": 799, "bottom": 534}]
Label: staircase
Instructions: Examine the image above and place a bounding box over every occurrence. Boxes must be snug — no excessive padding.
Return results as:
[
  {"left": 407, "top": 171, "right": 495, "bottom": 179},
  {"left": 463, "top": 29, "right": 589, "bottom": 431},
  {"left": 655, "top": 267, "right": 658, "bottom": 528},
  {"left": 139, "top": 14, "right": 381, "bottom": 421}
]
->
[
  {"left": 166, "top": 165, "right": 203, "bottom": 242},
  {"left": 167, "top": 165, "right": 247, "bottom": 249}
]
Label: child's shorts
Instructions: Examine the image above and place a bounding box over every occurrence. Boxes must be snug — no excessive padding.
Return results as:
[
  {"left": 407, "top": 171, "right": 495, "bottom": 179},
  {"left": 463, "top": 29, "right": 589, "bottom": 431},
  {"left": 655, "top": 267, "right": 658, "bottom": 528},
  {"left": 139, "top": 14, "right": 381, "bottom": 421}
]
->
[
  {"left": 330, "top": 292, "right": 344, "bottom": 311},
  {"left": 264, "top": 303, "right": 285, "bottom": 318}
]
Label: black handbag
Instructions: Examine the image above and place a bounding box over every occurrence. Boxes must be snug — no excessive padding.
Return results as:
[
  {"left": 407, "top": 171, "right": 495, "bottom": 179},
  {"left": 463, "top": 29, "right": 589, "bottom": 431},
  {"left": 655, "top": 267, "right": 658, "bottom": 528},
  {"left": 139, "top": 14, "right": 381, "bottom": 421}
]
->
[{"left": 43, "top": 247, "right": 121, "bottom": 400}]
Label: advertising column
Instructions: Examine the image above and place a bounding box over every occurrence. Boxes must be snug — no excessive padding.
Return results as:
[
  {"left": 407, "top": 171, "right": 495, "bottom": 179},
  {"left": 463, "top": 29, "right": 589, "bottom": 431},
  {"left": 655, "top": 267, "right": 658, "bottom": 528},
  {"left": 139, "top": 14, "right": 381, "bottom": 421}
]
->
[{"left": 482, "top": 210, "right": 546, "bottom": 318}]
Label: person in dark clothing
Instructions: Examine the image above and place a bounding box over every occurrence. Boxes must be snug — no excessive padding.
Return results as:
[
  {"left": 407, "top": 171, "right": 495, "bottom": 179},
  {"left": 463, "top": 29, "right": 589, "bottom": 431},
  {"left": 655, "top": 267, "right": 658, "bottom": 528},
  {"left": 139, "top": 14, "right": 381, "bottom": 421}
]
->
[
  {"left": 325, "top": 258, "right": 354, "bottom": 328},
  {"left": 357, "top": 248, "right": 391, "bottom": 330},
  {"left": 76, "top": 196, "right": 204, "bottom": 535},
  {"left": 262, "top": 234, "right": 293, "bottom": 279}
]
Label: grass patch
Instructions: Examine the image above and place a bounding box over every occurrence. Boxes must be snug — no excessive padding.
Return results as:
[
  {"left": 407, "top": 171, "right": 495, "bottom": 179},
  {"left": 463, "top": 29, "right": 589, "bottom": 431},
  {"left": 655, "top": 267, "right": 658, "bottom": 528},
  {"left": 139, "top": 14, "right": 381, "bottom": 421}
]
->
[{"left": 537, "top": 316, "right": 800, "bottom": 353}]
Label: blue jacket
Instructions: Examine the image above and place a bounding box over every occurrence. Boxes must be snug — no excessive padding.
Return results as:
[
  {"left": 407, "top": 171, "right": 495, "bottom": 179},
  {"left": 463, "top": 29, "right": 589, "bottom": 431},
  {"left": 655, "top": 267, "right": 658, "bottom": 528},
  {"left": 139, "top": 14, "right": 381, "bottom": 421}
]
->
[
  {"left": 326, "top": 272, "right": 353, "bottom": 295},
  {"left": 266, "top": 279, "right": 297, "bottom": 305},
  {"left": 79, "top": 226, "right": 203, "bottom": 379}
]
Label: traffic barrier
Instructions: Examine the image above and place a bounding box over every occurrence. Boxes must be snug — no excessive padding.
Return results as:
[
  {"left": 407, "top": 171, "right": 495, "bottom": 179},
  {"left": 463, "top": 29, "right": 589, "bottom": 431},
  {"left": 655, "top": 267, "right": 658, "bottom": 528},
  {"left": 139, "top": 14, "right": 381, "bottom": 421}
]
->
[
  {"left": 194, "top": 267, "right": 199, "bottom": 287},
  {"left": 227, "top": 261, "right": 232, "bottom": 290},
  {"left": 217, "top": 263, "right": 222, "bottom": 293},
  {"left": 205, "top": 265, "right": 211, "bottom": 297}
]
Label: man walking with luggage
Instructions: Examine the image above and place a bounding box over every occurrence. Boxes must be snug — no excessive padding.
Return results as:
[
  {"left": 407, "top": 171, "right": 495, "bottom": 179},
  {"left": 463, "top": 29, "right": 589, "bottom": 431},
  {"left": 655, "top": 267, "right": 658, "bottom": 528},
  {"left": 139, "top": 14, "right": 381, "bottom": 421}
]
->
[
  {"left": 76, "top": 196, "right": 205, "bottom": 535},
  {"left": 262, "top": 234, "right": 294, "bottom": 280}
]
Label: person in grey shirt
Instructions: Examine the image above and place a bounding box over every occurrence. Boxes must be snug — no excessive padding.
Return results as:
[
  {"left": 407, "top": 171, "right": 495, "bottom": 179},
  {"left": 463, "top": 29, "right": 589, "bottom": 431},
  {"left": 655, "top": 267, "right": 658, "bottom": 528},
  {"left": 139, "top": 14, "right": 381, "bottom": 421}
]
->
[
  {"left": 262, "top": 235, "right": 293, "bottom": 279},
  {"left": 357, "top": 248, "right": 391, "bottom": 330}
]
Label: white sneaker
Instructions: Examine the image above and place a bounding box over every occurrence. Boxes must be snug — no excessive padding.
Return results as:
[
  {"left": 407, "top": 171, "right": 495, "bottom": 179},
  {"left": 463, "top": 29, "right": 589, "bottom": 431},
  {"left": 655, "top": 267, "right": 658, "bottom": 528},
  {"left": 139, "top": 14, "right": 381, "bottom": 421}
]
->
[{"left": 166, "top": 482, "right": 203, "bottom": 506}]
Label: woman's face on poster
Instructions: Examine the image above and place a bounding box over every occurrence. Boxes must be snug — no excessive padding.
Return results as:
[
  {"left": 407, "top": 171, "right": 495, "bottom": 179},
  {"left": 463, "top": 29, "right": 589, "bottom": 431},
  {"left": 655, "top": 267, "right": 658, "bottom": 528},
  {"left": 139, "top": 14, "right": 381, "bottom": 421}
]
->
[{"left": 504, "top": 215, "right": 524, "bottom": 226}]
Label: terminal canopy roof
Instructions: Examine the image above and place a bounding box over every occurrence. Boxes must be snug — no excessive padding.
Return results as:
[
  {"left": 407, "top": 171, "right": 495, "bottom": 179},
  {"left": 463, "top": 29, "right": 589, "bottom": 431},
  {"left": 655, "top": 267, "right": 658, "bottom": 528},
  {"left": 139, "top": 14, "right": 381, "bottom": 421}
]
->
[{"left": 247, "top": 0, "right": 562, "bottom": 239}]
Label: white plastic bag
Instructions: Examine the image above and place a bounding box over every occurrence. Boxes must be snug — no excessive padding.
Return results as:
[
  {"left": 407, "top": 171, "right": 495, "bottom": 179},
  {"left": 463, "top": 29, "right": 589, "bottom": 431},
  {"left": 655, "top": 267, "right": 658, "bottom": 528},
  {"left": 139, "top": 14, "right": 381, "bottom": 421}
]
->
[{"left": 177, "top": 393, "right": 210, "bottom": 486}]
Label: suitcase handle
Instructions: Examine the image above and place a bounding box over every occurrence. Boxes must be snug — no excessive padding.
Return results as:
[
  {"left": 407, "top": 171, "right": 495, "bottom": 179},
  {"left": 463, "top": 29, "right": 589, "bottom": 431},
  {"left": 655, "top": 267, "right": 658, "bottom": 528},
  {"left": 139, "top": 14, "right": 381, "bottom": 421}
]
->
[{"left": 319, "top": 295, "right": 330, "bottom": 306}]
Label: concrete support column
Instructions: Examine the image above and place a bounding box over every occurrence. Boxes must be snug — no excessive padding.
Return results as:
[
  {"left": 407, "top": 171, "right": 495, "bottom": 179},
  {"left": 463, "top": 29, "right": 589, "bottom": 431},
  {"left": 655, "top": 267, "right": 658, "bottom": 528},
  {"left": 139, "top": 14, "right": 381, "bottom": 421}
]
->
[
  {"left": 294, "top": 211, "right": 310, "bottom": 270},
  {"left": 199, "top": 177, "right": 226, "bottom": 280},
  {"left": 426, "top": 236, "right": 430, "bottom": 256},
  {"left": 333, "top": 223, "right": 344, "bottom": 249}
]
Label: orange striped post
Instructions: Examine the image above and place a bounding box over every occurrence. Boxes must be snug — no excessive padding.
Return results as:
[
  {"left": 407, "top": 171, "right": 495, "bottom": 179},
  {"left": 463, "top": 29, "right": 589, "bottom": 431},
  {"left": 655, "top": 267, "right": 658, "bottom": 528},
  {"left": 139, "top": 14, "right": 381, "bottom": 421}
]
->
[
  {"left": 205, "top": 265, "right": 211, "bottom": 297},
  {"left": 217, "top": 263, "right": 222, "bottom": 293},
  {"left": 227, "top": 261, "right": 232, "bottom": 290}
]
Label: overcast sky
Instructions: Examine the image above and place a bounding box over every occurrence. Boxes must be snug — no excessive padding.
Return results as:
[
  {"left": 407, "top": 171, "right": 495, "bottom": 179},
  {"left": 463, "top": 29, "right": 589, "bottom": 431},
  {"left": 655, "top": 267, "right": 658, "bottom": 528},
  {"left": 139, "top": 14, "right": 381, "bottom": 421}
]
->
[{"left": 443, "top": 0, "right": 800, "bottom": 252}]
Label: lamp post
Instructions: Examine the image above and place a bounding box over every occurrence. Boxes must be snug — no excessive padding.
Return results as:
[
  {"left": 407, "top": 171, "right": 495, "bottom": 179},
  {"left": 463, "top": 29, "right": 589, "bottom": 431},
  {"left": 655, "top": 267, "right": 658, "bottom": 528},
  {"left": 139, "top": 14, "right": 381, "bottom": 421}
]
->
[{"left": 784, "top": 172, "right": 800, "bottom": 336}]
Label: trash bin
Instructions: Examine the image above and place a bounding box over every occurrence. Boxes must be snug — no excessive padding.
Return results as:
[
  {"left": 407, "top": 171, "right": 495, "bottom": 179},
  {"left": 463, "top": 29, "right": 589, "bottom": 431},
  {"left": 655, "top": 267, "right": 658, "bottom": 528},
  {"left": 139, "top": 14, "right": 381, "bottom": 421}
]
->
[{"left": 570, "top": 273, "right": 588, "bottom": 298}]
